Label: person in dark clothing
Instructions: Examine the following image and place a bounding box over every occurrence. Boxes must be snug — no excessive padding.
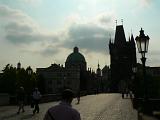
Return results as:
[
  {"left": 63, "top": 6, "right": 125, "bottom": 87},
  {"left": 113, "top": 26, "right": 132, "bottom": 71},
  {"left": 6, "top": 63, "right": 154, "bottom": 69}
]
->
[
  {"left": 76, "top": 91, "right": 80, "bottom": 104},
  {"left": 122, "top": 92, "right": 124, "bottom": 99},
  {"left": 17, "top": 86, "right": 25, "bottom": 114},
  {"left": 32, "top": 88, "right": 41, "bottom": 114},
  {"left": 44, "top": 89, "right": 81, "bottom": 120}
]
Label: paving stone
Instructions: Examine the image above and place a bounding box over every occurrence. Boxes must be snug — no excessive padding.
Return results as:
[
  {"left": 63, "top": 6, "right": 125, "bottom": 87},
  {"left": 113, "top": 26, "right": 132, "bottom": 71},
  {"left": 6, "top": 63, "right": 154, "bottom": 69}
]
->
[{"left": 0, "top": 93, "right": 138, "bottom": 120}]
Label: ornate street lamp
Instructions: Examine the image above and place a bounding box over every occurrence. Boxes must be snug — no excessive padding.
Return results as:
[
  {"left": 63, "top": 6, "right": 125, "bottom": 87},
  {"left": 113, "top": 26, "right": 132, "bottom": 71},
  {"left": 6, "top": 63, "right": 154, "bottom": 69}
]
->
[
  {"left": 131, "top": 66, "right": 137, "bottom": 98},
  {"left": 63, "top": 74, "right": 66, "bottom": 89},
  {"left": 27, "top": 66, "right": 32, "bottom": 75},
  {"left": 135, "top": 28, "right": 150, "bottom": 100},
  {"left": 135, "top": 28, "right": 149, "bottom": 58},
  {"left": 132, "top": 67, "right": 137, "bottom": 74}
]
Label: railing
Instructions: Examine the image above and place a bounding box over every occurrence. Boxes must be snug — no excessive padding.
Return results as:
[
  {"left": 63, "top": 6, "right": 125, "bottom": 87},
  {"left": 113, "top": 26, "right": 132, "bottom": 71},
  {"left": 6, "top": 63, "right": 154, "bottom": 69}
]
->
[
  {"left": 132, "top": 97, "right": 160, "bottom": 115},
  {"left": 9, "top": 94, "right": 62, "bottom": 105}
]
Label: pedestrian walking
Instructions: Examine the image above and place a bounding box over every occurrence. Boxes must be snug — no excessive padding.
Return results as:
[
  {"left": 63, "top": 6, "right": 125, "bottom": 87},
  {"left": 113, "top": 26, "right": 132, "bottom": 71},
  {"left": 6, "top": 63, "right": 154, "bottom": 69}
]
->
[
  {"left": 122, "top": 92, "right": 124, "bottom": 99},
  {"left": 76, "top": 91, "right": 80, "bottom": 104},
  {"left": 126, "top": 88, "right": 129, "bottom": 98},
  {"left": 32, "top": 87, "right": 41, "bottom": 114},
  {"left": 17, "top": 86, "right": 25, "bottom": 114},
  {"left": 129, "top": 90, "right": 133, "bottom": 99},
  {"left": 44, "top": 89, "right": 81, "bottom": 120}
]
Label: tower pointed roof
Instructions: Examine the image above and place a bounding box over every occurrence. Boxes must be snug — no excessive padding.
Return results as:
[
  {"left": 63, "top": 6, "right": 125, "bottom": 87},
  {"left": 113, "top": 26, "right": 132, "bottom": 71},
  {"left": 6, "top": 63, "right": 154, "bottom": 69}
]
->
[
  {"left": 17, "top": 61, "right": 21, "bottom": 69},
  {"left": 131, "top": 34, "right": 134, "bottom": 42},
  {"left": 97, "top": 61, "right": 101, "bottom": 70},
  {"left": 114, "top": 25, "right": 126, "bottom": 45},
  {"left": 129, "top": 36, "right": 131, "bottom": 41},
  {"left": 130, "top": 34, "right": 136, "bottom": 47}
]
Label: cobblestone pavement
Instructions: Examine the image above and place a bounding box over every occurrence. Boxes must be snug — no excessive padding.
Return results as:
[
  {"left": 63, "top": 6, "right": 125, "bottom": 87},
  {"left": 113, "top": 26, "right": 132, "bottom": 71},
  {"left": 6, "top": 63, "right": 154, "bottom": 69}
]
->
[{"left": 0, "top": 93, "right": 137, "bottom": 120}]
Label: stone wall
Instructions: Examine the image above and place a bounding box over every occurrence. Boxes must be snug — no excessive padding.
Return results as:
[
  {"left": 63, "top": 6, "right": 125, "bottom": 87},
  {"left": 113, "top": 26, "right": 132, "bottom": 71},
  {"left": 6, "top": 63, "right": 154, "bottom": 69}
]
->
[{"left": 0, "top": 93, "right": 10, "bottom": 106}]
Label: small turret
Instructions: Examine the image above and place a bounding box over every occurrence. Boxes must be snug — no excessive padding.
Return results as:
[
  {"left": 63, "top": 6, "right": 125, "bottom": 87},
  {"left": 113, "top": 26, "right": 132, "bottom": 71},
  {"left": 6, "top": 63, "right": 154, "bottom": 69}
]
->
[
  {"left": 96, "top": 61, "right": 101, "bottom": 76},
  {"left": 74, "top": 46, "right": 79, "bottom": 53},
  {"left": 130, "top": 34, "right": 136, "bottom": 47},
  {"left": 129, "top": 36, "right": 131, "bottom": 41},
  {"left": 131, "top": 34, "right": 134, "bottom": 42},
  {"left": 17, "top": 61, "right": 21, "bottom": 69}
]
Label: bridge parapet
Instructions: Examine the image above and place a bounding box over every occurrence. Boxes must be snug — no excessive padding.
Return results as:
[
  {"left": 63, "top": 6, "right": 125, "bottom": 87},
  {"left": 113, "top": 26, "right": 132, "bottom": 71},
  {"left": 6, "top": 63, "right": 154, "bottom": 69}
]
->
[{"left": 132, "top": 98, "right": 160, "bottom": 115}]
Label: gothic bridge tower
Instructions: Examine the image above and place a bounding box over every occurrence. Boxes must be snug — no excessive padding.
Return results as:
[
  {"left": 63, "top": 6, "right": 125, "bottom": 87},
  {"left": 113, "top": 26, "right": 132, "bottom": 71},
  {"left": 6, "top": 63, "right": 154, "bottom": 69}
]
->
[{"left": 109, "top": 25, "right": 137, "bottom": 92}]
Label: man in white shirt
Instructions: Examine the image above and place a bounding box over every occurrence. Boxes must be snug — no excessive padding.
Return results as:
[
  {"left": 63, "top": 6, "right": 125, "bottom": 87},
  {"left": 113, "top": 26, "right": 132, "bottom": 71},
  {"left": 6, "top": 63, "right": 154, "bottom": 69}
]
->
[
  {"left": 32, "top": 88, "right": 41, "bottom": 114},
  {"left": 44, "top": 89, "right": 81, "bottom": 120}
]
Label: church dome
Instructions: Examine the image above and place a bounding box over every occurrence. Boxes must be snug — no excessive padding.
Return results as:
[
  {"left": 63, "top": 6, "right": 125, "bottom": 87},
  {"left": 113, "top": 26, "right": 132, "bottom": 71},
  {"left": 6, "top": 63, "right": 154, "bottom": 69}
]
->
[{"left": 66, "top": 47, "right": 86, "bottom": 63}]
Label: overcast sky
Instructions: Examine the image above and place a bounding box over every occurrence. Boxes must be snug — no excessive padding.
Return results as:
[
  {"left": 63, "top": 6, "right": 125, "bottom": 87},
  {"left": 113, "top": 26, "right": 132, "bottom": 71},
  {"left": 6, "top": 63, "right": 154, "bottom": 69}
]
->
[{"left": 0, "top": 0, "right": 160, "bottom": 71}]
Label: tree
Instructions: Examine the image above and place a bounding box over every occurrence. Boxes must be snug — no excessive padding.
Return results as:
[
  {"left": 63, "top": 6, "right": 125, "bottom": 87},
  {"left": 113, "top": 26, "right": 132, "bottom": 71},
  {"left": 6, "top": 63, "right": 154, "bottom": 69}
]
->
[
  {"left": 0, "top": 64, "right": 17, "bottom": 94},
  {"left": 0, "top": 64, "right": 36, "bottom": 95},
  {"left": 36, "top": 73, "right": 45, "bottom": 94}
]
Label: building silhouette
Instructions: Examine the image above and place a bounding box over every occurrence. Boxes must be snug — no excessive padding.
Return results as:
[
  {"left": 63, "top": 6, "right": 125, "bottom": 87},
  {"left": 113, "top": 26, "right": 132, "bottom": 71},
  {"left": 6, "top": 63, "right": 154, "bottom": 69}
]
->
[
  {"left": 65, "top": 46, "right": 87, "bottom": 91},
  {"left": 37, "top": 63, "right": 65, "bottom": 93},
  {"left": 102, "top": 65, "right": 110, "bottom": 92},
  {"left": 37, "top": 46, "right": 109, "bottom": 94},
  {"left": 109, "top": 25, "right": 137, "bottom": 92}
]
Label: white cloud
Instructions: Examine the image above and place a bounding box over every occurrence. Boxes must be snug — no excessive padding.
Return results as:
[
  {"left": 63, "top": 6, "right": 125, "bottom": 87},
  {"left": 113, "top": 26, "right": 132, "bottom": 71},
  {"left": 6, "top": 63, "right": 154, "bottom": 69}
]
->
[
  {"left": 0, "top": 4, "right": 115, "bottom": 70},
  {"left": 140, "top": 0, "right": 153, "bottom": 7},
  {"left": 0, "top": 4, "right": 115, "bottom": 54},
  {"left": 0, "top": 5, "right": 60, "bottom": 45},
  {"left": 60, "top": 12, "right": 115, "bottom": 54},
  {"left": 0, "top": 5, "right": 36, "bottom": 26},
  {"left": 92, "top": 12, "right": 115, "bottom": 28},
  {"left": 19, "top": 0, "right": 42, "bottom": 6}
]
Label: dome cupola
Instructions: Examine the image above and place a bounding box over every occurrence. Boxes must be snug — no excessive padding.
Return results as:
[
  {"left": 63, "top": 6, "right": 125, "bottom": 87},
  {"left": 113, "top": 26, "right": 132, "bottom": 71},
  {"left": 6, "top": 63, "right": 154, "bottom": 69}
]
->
[
  {"left": 66, "top": 47, "right": 86, "bottom": 63},
  {"left": 65, "top": 46, "right": 86, "bottom": 70}
]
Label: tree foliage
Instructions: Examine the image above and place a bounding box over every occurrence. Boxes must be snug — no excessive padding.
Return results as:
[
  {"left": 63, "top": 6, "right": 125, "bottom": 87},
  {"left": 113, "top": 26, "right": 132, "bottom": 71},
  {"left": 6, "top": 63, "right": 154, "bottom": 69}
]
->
[{"left": 0, "top": 64, "right": 39, "bottom": 95}]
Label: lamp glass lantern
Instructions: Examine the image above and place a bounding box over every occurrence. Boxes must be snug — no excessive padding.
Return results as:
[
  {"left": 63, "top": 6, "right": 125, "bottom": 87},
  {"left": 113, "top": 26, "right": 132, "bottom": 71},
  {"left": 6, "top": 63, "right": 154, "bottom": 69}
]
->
[
  {"left": 132, "top": 67, "right": 137, "bottom": 73},
  {"left": 27, "top": 66, "right": 32, "bottom": 75},
  {"left": 135, "top": 28, "right": 150, "bottom": 102},
  {"left": 135, "top": 28, "right": 150, "bottom": 58}
]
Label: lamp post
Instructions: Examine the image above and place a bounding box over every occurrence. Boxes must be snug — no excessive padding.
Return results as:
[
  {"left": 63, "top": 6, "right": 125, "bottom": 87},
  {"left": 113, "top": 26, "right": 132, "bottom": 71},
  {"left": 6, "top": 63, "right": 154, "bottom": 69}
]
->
[
  {"left": 131, "top": 66, "right": 137, "bottom": 98},
  {"left": 132, "top": 67, "right": 137, "bottom": 74},
  {"left": 27, "top": 66, "right": 37, "bottom": 88},
  {"left": 63, "top": 74, "right": 66, "bottom": 89},
  {"left": 131, "top": 66, "right": 137, "bottom": 82},
  {"left": 135, "top": 28, "right": 149, "bottom": 100}
]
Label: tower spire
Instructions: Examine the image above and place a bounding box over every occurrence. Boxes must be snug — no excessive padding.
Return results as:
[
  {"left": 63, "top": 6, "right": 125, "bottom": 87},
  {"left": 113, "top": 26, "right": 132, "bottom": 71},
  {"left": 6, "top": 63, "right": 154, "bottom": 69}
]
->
[
  {"left": 109, "top": 34, "right": 112, "bottom": 43},
  {"left": 121, "top": 19, "right": 123, "bottom": 25},
  {"left": 115, "top": 20, "right": 117, "bottom": 26},
  {"left": 131, "top": 33, "right": 134, "bottom": 42},
  {"left": 97, "top": 60, "right": 101, "bottom": 76},
  {"left": 98, "top": 60, "right": 100, "bottom": 68},
  {"left": 114, "top": 25, "right": 126, "bottom": 44},
  {"left": 129, "top": 36, "right": 131, "bottom": 41}
]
